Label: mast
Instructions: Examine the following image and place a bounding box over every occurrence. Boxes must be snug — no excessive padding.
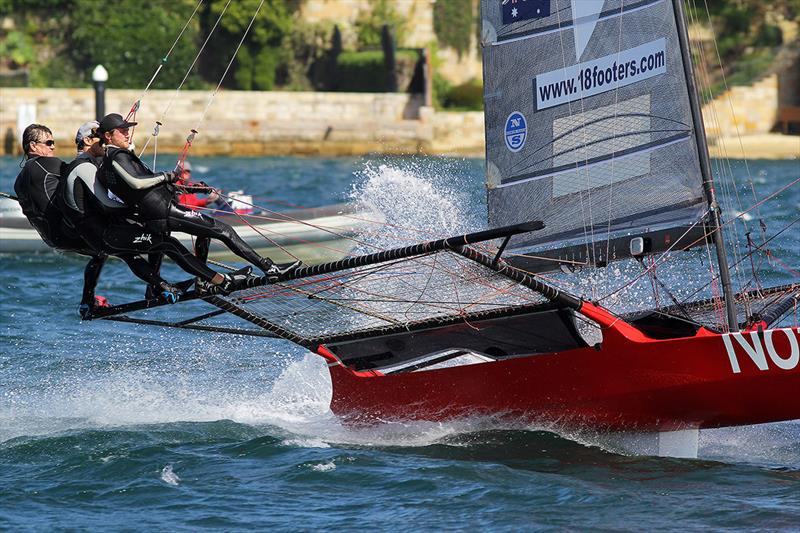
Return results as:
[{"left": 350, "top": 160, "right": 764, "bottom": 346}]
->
[{"left": 672, "top": 0, "right": 739, "bottom": 331}]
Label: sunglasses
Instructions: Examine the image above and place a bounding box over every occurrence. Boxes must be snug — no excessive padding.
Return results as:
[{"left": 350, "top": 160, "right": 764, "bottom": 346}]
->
[{"left": 36, "top": 140, "right": 56, "bottom": 147}]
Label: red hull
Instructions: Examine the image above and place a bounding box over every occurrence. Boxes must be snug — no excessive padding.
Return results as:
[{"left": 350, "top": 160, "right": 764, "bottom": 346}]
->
[{"left": 318, "top": 303, "right": 800, "bottom": 431}]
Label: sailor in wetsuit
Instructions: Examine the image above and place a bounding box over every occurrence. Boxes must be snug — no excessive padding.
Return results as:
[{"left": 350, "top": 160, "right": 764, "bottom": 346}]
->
[
  {"left": 13, "top": 124, "right": 112, "bottom": 316},
  {"left": 96, "top": 113, "right": 298, "bottom": 285},
  {"left": 58, "top": 120, "right": 251, "bottom": 302}
]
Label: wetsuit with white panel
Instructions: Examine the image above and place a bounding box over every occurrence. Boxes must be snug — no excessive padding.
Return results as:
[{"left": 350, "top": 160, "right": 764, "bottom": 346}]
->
[{"left": 99, "top": 145, "right": 276, "bottom": 274}]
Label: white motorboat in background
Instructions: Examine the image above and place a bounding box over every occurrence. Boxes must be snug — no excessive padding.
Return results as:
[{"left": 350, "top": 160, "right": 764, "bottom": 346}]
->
[{"left": 0, "top": 196, "right": 381, "bottom": 265}]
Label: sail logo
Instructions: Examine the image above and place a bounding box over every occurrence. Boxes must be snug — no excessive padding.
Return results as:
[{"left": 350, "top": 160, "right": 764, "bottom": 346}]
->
[
  {"left": 534, "top": 38, "right": 667, "bottom": 110},
  {"left": 722, "top": 328, "right": 800, "bottom": 374},
  {"left": 504, "top": 112, "right": 527, "bottom": 152},
  {"left": 501, "top": 0, "right": 550, "bottom": 24}
]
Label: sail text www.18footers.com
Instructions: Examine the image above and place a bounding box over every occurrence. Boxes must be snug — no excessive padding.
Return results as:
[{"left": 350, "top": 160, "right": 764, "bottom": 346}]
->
[{"left": 534, "top": 38, "right": 667, "bottom": 110}]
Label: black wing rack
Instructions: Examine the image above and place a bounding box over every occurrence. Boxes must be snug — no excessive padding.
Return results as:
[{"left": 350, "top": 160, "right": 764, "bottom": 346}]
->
[{"left": 88, "top": 220, "right": 588, "bottom": 343}]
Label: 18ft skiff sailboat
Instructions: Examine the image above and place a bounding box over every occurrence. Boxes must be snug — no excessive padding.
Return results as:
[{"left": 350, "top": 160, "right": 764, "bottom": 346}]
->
[{"left": 91, "top": 0, "right": 799, "bottom": 449}]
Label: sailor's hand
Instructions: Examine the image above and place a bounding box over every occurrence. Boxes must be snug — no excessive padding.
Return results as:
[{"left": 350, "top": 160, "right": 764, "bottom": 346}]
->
[{"left": 165, "top": 170, "right": 181, "bottom": 183}]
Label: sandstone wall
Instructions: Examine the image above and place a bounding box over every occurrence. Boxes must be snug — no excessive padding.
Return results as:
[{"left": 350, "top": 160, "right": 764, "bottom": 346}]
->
[
  {"left": 701, "top": 75, "right": 779, "bottom": 137},
  {"left": 0, "top": 88, "right": 436, "bottom": 157}
]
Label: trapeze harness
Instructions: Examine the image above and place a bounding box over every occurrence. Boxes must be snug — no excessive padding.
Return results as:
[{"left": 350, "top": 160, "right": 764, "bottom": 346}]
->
[
  {"left": 99, "top": 146, "right": 274, "bottom": 273},
  {"left": 57, "top": 153, "right": 219, "bottom": 283}
]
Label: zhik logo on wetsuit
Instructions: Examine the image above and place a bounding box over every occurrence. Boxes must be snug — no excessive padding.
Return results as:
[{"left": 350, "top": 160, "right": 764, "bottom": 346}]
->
[{"left": 133, "top": 233, "right": 153, "bottom": 244}]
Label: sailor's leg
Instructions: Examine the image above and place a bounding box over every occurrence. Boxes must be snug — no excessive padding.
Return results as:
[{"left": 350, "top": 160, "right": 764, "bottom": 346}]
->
[
  {"left": 164, "top": 204, "right": 274, "bottom": 273},
  {"left": 151, "top": 236, "right": 220, "bottom": 281},
  {"left": 80, "top": 254, "right": 108, "bottom": 306},
  {"left": 194, "top": 236, "right": 211, "bottom": 263},
  {"left": 117, "top": 254, "right": 167, "bottom": 286},
  {"left": 148, "top": 252, "right": 164, "bottom": 277},
  {"left": 100, "top": 221, "right": 222, "bottom": 284}
]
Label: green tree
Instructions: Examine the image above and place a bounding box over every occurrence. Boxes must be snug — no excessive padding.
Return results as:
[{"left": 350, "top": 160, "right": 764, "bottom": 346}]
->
[
  {"left": 68, "top": 0, "right": 204, "bottom": 89},
  {"left": 202, "top": 0, "right": 294, "bottom": 90},
  {"left": 353, "top": 0, "right": 407, "bottom": 48},
  {"left": 433, "top": 0, "right": 473, "bottom": 57}
]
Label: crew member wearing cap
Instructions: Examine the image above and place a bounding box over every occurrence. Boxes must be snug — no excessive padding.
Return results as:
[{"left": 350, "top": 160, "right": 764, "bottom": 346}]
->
[
  {"left": 176, "top": 161, "right": 219, "bottom": 210},
  {"left": 58, "top": 119, "right": 249, "bottom": 304},
  {"left": 96, "top": 113, "right": 291, "bottom": 294}
]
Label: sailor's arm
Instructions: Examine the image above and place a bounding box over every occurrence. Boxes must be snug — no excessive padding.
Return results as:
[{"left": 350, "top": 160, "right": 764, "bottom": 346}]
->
[{"left": 110, "top": 151, "right": 177, "bottom": 190}]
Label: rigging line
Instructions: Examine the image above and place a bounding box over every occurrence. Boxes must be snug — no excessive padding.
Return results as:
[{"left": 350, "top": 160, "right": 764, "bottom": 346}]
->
[
  {"left": 700, "top": 0, "right": 758, "bottom": 215},
  {"left": 243, "top": 197, "right": 468, "bottom": 243},
  {"left": 209, "top": 191, "right": 383, "bottom": 251},
  {"left": 191, "top": 0, "right": 266, "bottom": 144},
  {"left": 138, "top": 0, "right": 233, "bottom": 158},
  {"left": 764, "top": 250, "right": 800, "bottom": 278},
  {"left": 687, "top": 2, "right": 747, "bottom": 292},
  {"left": 185, "top": 204, "right": 367, "bottom": 257},
  {"left": 224, "top": 200, "right": 489, "bottom": 253},
  {"left": 136, "top": 0, "right": 205, "bottom": 103},
  {"left": 608, "top": 192, "right": 797, "bottom": 308},
  {"left": 596, "top": 211, "right": 709, "bottom": 302},
  {"left": 637, "top": 256, "right": 693, "bottom": 318},
  {"left": 206, "top": 257, "right": 238, "bottom": 271},
  {"left": 638, "top": 172, "right": 800, "bottom": 291},
  {"left": 283, "top": 277, "right": 406, "bottom": 328},
  {"left": 662, "top": 215, "right": 800, "bottom": 307},
  {"left": 684, "top": 0, "right": 746, "bottom": 316},
  {"left": 604, "top": 0, "right": 628, "bottom": 270},
  {"left": 215, "top": 193, "right": 301, "bottom": 261},
  {"left": 296, "top": 256, "right": 432, "bottom": 299},
  {"left": 552, "top": 0, "right": 593, "bottom": 268}
]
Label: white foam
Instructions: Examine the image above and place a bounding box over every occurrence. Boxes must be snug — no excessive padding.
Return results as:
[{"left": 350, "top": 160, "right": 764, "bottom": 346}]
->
[
  {"left": 309, "top": 461, "right": 336, "bottom": 472},
  {"left": 349, "top": 160, "right": 479, "bottom": 250},
  {"left": 160, "top": 464, "right": 180, "bottom": 486}
]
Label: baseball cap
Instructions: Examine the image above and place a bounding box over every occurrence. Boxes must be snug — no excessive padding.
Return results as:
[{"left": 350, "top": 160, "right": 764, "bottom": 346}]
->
[
  {"left": 182, "top": 161, "right": 192, "bottom": 172},
  {"left": 75, "top": 120, "right": 100, "bottom": 148},
  {"left": 97, "top": 113, "right": 138, "bottom": 134}
]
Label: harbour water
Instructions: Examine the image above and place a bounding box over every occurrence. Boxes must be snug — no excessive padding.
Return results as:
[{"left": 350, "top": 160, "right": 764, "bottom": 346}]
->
[{"left": 1, "top": 155, "right": 798, "bottom": 530}]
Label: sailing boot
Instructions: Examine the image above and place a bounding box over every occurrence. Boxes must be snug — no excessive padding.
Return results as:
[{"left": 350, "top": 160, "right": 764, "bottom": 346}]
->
[
  {"left": 145, "top": 279, "right": 195, "bottom": 301},
  {"left": 196, "top": 266, "right": 257, "bottom": 296},
  {"left": 262, "top": 259, "right": 303, "bottom": 283},
  {"left": 78, "top": 296, "right": 110, "bottom": 320}
]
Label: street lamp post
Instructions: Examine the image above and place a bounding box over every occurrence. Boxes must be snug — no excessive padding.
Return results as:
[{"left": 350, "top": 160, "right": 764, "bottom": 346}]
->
[{"left": 92, "top": 65, "right": 108, "bottom": 121}]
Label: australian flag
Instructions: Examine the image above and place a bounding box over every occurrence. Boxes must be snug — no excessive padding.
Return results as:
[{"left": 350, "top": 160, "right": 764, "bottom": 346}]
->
[{"left": 501, "top": 0, "right": 550, "bottom": 25}]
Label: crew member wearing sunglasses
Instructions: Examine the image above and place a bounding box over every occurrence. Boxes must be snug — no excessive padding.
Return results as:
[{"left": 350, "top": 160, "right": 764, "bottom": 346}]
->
[{"left": 13, "top": 123, "right": 86, "bottom": 251}]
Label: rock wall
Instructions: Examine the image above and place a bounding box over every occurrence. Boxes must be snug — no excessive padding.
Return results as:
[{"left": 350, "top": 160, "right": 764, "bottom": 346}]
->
[
  {"left": 0, "top": 88, "right": 441, "bottom": 157},
  {"left": 701, "top": 75, "right": 779, "bottom": 137}
]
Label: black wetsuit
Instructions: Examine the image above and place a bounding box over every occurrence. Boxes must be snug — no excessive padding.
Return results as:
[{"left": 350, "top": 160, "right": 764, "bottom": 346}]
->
[
  {"left": 99, "top": 146, "right": 273, "bottom": 272},
  {"left": 14, "top": 156, "right": 89, "bottom": 252},
  {"left": 57, "top": 153, "right": 218, "bottom": 283},
  {"left": 14, "top": 155, "right": 107, "bottom": 307}
]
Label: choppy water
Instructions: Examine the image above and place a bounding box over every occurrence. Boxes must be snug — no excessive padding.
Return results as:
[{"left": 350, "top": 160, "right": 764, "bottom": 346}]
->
[{"left": 1, "top": 155, "right": 798, "bottom": 531}]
